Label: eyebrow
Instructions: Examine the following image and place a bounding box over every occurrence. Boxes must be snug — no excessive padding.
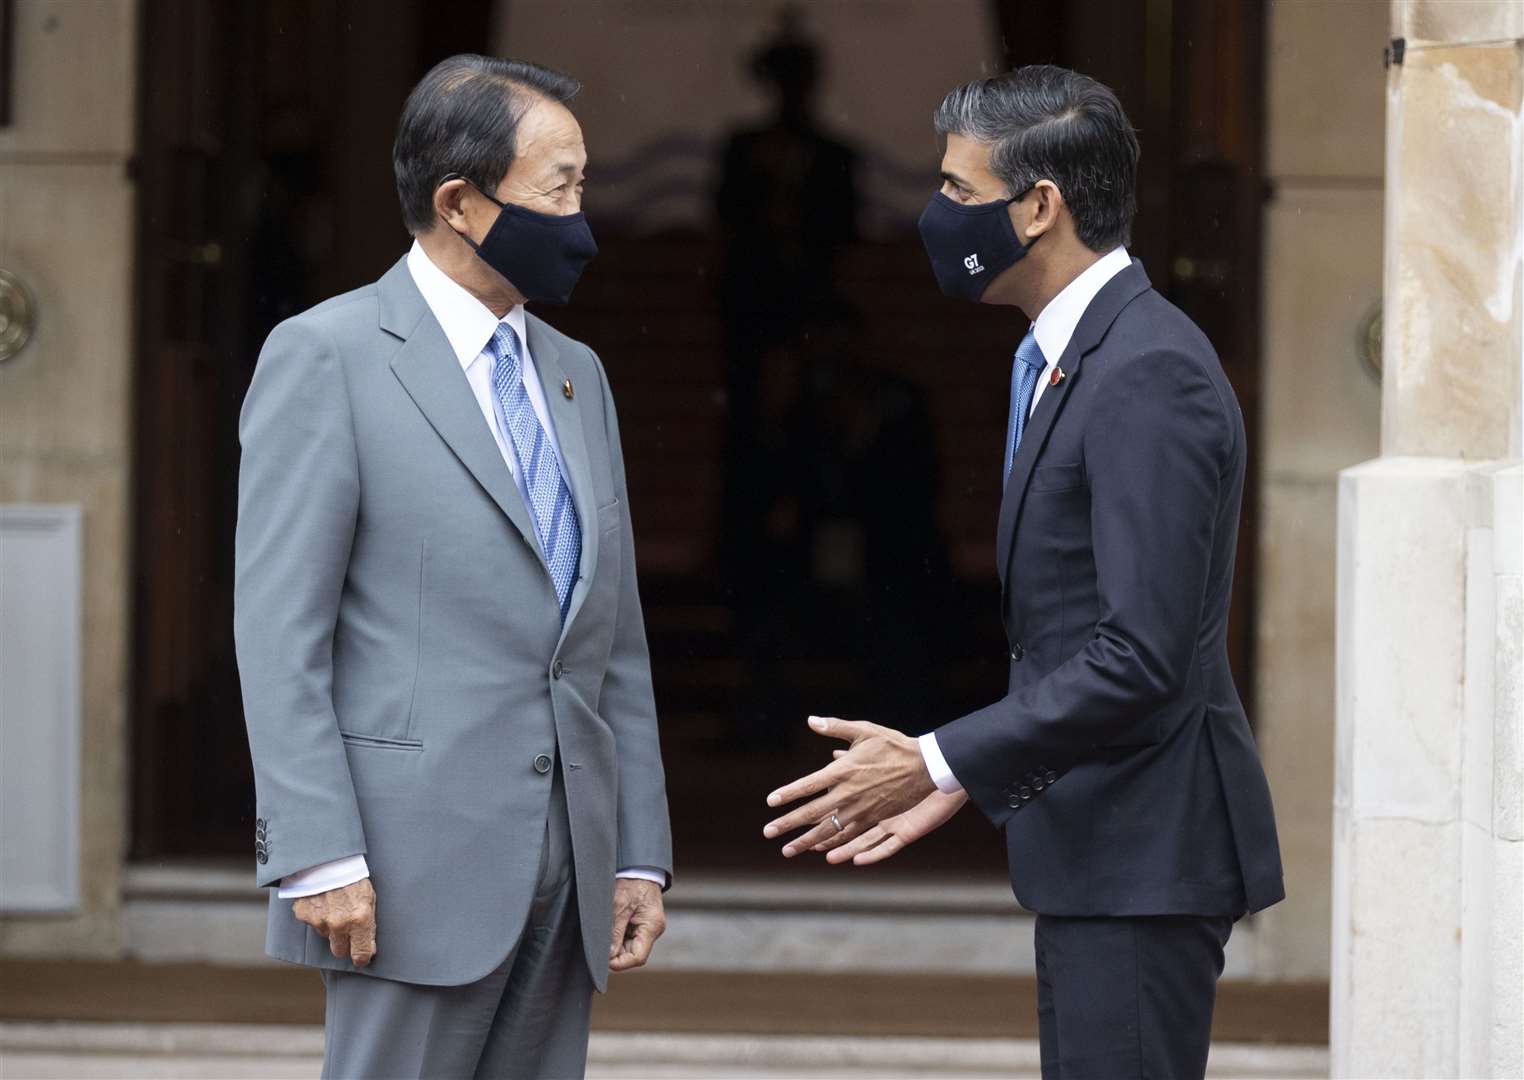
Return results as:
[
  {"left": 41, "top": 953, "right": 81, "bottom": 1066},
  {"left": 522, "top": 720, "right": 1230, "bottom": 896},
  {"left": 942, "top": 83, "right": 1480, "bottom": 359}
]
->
[
  {"left": 532, "top": 159, "right": 583, "bottom": 184},
  {"left": 940, "top": 169, "right": 973, "bottom": 189}
]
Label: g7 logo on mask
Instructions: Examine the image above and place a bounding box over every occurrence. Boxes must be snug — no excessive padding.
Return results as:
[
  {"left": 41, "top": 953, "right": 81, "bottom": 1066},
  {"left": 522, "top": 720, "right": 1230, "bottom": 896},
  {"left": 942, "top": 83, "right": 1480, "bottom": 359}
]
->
[{"left": 964, "top": 254, "right": 985, "bottom": 275}]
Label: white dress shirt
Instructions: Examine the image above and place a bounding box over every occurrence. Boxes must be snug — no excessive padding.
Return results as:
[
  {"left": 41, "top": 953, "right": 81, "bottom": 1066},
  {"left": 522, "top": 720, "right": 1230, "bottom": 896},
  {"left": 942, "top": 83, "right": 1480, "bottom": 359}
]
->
[
  {"left": 404, "top": 241, "right": 566, "bottom": 495},
  {"left": 918, "top": 246, "right": 1132, "bottom": 795},
  {"left": 277, "top": 242, "right": 664, "bottom": 898}
]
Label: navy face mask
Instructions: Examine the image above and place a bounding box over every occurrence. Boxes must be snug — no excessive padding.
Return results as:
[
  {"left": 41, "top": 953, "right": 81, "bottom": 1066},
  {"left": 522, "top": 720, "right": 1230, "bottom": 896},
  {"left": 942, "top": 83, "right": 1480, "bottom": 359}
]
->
[
  {"left": 917, "top": 188, "right": 1035, "bottom": 302},
  {"left": 442, "top": 173, "right": 598, "bottom": 305}
]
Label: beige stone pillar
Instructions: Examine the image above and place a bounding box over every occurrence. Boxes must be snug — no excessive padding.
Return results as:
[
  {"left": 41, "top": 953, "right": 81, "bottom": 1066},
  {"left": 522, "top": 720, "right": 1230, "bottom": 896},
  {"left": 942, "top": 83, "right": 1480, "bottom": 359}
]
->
[
  {"left": 1333, "top": 2, "right": 1523, "bottom": 1077},
  {"left": 1381, "top": 2, "right": 1523, "bottom": 458},
  {"left": 1253, "top": 0, "right": 1387, "bottom": 985}
]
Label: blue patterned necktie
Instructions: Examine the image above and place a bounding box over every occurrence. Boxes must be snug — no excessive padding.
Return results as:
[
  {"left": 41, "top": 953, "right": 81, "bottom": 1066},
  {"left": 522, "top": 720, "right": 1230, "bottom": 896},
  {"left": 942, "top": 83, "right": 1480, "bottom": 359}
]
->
[
  {"left": 488, "top": 323, "right": 582, "bottom": 622},
  {"left": 1004, "top": 329, "right": 1047, "bottom": 482}
]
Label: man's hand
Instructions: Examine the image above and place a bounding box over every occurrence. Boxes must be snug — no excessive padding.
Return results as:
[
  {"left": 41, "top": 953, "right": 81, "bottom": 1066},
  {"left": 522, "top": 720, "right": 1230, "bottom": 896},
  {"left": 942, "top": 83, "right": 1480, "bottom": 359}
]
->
[
  {"left": 818, "top": 788, "right": 969, "bottom": 865},
  {"left": 292, "top": 878, "right": 377, "bottom": 968},
  {"left": 609, "top": 878, "right": 666, "bottom": 973},
  {"left": 763, "top": 716, "right": 937, "bottom": 857}
]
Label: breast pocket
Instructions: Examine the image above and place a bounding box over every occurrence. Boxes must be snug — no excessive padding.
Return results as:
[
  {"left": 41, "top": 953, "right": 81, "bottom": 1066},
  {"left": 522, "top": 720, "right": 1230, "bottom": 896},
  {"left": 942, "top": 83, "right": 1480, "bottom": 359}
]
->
[
  {"left": 1031, "top": 462, "right": 1086, "bottom": 493},
  {"left": 596, "top": 499, "right": 621, "bottom": 535}
]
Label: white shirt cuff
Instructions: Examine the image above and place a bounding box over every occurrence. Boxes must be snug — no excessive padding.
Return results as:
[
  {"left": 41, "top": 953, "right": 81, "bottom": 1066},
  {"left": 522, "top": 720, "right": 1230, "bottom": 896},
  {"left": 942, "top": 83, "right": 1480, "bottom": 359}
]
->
[
  {"left": 616, "top": 866, "right": 668, "bottom": 887},
  {"left": 277, "top": 854, "right": 370, "bottom": 899},
  {"left": 919, "top": 732, "right": 964, "bottom": 795}
]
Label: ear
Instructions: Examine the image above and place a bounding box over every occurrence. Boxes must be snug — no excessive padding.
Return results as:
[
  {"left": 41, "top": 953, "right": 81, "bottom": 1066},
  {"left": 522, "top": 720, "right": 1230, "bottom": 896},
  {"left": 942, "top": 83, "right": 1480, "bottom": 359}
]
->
[
  {"left": 1021, "top": 180, "right": 1065, "bottom": 242},
  {"left": 432, "top": 177, "right": 472, "bottom": 233}
]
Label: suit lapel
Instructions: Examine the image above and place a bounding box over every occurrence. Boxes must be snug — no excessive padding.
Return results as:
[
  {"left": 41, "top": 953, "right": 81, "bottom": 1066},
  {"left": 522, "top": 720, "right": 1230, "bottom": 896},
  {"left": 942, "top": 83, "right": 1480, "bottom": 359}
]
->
[
  {"left": 994, "top": 260, "right": 1152, "bottom": 598},
  {"left": 995, "top": 349, "right": 1077, "bottom": 583},
  {"left": 378, "top": 259, "right": 544, "bottom": 560},
  {"left": 525, "top": 314, "right": 600, "bottom": 636}
]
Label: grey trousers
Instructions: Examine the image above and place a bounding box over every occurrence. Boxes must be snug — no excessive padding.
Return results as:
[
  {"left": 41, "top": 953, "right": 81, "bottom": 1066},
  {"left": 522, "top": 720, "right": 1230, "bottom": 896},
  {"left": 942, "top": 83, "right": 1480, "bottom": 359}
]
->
[{"left": 320, "top": 774, "right": 593, "bottom": 1080}]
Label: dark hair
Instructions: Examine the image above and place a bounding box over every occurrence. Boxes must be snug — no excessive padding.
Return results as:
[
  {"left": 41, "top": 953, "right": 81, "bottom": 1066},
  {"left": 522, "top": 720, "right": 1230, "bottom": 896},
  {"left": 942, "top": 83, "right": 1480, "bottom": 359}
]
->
[
  {"left": 393, "top": 54, "right": 581, "bottom": 235},
  {"left": 934, "top": 65, "right": 1138, "bottom": 252}
]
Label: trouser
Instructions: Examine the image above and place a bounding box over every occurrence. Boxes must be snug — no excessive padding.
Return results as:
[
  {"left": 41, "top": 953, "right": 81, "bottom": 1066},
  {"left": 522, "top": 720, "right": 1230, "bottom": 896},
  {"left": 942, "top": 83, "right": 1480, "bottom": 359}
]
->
[
  {"left": 320, "top": 773, "right": 592, "bottom": 1080},
  {"left": 1034, "top": 913, "right": 1234, "bottom": 1080}
]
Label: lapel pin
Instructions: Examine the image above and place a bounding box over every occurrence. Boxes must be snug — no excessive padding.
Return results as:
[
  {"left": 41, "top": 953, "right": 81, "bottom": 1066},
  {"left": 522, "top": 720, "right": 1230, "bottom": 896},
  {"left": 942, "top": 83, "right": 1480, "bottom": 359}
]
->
[
  {"left": 1051, "top": 367, "right": 1066, "bottom": 387},
  {"left": 562, "top": 378, "right": 574, "bottom": 400}
]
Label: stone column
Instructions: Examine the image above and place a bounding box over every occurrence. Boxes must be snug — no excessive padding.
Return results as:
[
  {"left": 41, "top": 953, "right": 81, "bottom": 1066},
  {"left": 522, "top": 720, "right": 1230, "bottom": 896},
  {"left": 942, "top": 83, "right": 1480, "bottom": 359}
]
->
[
  {"left": 1254, "top": 0, "right": 1386, "bottom": 985},
  {"left": 1333, "top": 3, "right": 1523, "bottom": 1078}
]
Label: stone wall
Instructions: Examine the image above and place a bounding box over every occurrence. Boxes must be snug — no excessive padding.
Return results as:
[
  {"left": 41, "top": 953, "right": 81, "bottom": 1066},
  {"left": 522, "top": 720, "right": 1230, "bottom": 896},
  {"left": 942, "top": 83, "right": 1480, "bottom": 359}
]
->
[
  {"left": 0, "top": 0, "right": 137, "bottom": 956},
  {"left": 1332, "top": 1, "right": 1523, "bottom": 1076},
  {"left": 1252, "top": 0, "right": 1387, "bottom": 982}
]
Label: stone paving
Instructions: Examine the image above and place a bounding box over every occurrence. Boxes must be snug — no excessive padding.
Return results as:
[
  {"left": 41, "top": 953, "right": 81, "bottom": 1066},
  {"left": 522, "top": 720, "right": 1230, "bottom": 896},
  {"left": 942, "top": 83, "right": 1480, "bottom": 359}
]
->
[{"left": 0, "top": 1022, "right": 1328, "bottom": 1079}]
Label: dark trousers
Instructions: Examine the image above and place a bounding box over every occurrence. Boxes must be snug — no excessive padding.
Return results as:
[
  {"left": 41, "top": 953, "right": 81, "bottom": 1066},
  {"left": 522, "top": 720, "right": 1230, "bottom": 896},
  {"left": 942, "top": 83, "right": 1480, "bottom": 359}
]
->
[{"left": 1034, "top": 914, "right": 1233, "bottom": 1080}]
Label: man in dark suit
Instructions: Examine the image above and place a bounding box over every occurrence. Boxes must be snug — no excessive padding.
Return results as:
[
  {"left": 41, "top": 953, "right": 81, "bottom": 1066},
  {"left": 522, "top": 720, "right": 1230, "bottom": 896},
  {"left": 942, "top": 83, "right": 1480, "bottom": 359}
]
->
[{"left": 763, "top": 65, "right": 1283, "bottom": 1079}]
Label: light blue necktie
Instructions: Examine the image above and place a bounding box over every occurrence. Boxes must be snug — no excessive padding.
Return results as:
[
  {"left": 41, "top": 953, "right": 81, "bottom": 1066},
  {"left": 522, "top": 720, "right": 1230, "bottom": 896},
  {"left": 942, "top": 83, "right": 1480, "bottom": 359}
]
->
[
  {"left": 488, "top": 323, "right": 582, "bottom": 622},
  {"left": 1004, "top": 329, "right": 1047, "bottom": 482}
]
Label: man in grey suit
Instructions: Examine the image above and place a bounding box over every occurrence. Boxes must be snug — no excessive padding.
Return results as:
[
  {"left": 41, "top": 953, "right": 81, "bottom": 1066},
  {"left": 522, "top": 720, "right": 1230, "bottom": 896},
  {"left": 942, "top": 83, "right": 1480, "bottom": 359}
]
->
[{"left": 235, "top": 54, "right": 672, "bottom": 1078}]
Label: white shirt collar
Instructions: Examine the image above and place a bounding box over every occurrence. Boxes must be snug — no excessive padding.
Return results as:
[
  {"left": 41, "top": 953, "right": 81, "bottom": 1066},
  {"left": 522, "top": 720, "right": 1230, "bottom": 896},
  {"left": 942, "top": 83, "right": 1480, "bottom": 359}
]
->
[
  {"left": 405, "top": 239, "right": 528, "bottom": 371},
  {"left": 1030, "top": 246, "right": 1132, "bottom": 365}
]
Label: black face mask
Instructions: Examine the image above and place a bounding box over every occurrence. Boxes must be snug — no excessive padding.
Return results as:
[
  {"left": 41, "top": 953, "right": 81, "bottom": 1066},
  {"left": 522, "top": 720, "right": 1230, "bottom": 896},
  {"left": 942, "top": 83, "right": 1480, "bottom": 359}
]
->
[
  {"left": 442, "top": 174, "right": 598, "bottom": 305},
  {"left": 916, "top": 188, "right": 1035, "bottom": 302}
]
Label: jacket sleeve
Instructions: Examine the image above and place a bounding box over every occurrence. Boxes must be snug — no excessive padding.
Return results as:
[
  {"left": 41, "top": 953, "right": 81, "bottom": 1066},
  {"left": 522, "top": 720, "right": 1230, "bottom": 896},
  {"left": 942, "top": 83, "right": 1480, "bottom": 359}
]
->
[
  {"left": 235, "top": 317, "right": 367, "bottom": 886},
  {"left": 590, "top": 348, "right": 674, "bottom": 886},
  {"left": 934, "top": 348, "right": 1232, "bottom": 826}
]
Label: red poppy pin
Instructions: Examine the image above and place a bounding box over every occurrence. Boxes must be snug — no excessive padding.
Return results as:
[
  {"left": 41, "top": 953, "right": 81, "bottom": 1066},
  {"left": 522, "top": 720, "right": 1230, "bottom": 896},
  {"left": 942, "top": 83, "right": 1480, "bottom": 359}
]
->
[{"left": 1051, "top": 367, "right": 1066, "bottom": 387}]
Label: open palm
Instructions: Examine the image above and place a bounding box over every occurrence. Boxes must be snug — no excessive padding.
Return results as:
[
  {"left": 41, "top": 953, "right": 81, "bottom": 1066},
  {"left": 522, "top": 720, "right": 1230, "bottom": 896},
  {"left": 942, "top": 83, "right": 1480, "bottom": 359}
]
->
[{"left": 818, "top": 788, "right": 969, "bottom": 866}]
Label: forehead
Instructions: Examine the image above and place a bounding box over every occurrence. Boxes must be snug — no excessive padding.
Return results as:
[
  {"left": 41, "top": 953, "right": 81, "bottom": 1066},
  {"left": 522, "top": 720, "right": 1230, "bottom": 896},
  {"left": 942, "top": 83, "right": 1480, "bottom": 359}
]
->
[
  {"left": 511, "top": 98, "right": 586, "bottom": 171},
  {"left": 940, "top": 132, "right": 998, "bottom": 182}
]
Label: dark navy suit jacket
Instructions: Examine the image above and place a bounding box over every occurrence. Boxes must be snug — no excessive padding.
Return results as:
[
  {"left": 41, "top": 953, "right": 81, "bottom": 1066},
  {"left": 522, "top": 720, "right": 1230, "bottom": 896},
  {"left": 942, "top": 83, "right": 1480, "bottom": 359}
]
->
[{"left": 936, "top": 260, "right": 1284, "bottom": 918}]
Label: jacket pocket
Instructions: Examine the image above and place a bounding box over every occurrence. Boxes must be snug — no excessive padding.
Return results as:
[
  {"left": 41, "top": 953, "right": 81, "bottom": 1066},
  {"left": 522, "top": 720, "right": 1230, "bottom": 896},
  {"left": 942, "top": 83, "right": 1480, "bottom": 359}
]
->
[
  {"left": 597, "top": 499, "right": 621, "bottom": 534},
  {"left": 1032, "top": 462, "right": 1086, "bottom": 493},
  {"left": 339, "top": 730, "right": 424, "bottom": 751}
]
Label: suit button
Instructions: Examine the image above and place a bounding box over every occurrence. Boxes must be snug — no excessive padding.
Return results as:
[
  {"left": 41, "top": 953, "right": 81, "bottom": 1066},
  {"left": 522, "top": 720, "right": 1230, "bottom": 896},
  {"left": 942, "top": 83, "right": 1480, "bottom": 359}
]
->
[
  {"left": 1010, "top": 643, "right": 1025, "bottom": 662},
  {"left": 1008, "top": 795, "right": 1022, "bottom": 809},
  {"left": 551, "top": 659, "right": 564, "bottom": 680},
  {"left": 533, "top": 754, "right": 553, "bottom": 774},
  {"left": 1032, "top": 776, "right": 1045, "bottom": 791},
  {"left": 1019, "top": 786, "right": 1032, "bottom": 800},
  {"left": 1045, "top": 770, "right": 1058, "bottom": 784}
]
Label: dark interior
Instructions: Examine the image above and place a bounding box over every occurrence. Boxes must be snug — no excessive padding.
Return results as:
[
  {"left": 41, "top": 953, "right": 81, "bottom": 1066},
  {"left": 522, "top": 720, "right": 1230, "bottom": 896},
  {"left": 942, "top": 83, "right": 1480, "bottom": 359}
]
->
[{"left": 129, "top": 0, "right": 1265, "bottom": 878}]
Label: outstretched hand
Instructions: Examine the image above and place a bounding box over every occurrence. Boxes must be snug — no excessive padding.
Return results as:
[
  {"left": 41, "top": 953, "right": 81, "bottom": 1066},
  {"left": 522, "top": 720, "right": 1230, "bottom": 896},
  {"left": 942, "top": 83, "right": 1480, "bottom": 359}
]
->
[
  {"left": 763, "top": 716, "right": 937, "bottom": 857},
  {"left": 816, "top": 788, "right": 969, "bottom": 865}
]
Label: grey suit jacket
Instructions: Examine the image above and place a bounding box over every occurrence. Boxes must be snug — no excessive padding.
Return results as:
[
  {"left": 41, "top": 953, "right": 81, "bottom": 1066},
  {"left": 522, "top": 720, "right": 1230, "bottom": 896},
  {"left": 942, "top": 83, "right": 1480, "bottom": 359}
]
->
[{"left": 234, "top": 256, "right": 672, "bottom": 989}]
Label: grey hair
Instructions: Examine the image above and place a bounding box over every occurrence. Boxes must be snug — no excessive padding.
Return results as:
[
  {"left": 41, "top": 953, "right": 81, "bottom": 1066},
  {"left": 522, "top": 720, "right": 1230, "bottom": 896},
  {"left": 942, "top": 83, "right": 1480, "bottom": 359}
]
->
[
  {"left": 934, "top": 65, "right": 1139, "bottom": 252},
  {"left": 393, "top": 54, "right": 581, "bottom": 235}
]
